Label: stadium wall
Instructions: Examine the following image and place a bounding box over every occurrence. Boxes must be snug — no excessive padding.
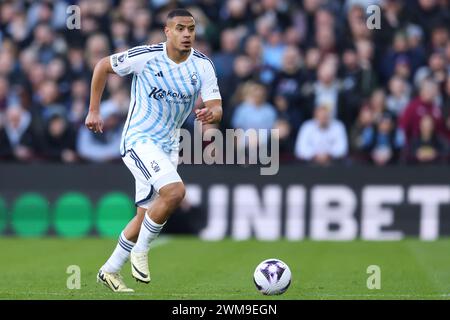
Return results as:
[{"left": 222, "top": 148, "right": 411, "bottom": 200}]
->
[{"left": 0, "top": 164, "right": 449, "bottom": 240}]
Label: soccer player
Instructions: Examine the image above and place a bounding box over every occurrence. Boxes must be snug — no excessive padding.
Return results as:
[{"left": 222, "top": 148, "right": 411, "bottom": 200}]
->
[{"left": 86, "top": 9, "right": 222, "bottom": 292}]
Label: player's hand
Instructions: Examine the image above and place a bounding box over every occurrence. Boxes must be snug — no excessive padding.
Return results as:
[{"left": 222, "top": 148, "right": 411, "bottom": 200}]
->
[
  {"left": 195, "top": 107, "right": 215, "bottom": 124},
  {"left": 85, "top": 111, "right": 104, "bottom": 133}
]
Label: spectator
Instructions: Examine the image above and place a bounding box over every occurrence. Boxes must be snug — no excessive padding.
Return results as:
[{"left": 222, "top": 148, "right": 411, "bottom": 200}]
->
[
  {"left": 429, "top": 23, "right": 449, "bottom": 53},
  {"left": 29, "top": 22, "right": 64, "bottom": 64},
  {"left": 5, "top": 10, "right": 30, "bottom": 50},
  {"left": 340, "top": 47, "right": 359, "bottom": 92},
  {"left": 111, "top": 17, "right": 131, "bottom": 50},
  {"left": 0, "top": 106, "right": 36, "bottom": 161},
  {"left": 339, "top": 41, "right": 378, "bottom": 117},
  {"left": 218, "top": 0, "right": 252, "bottom": 40},
  {"left": 358, "top": 111, "right": 405, "bottom": 166},
  {"left": 284, "top": 26, "right": 302, "bottom": 47},
  {"left": 76, "top": 103, "right": 123, "bottom": 162},
  {"left": 381, "top": 31, "right": 413, "bottom": 83},
  {"left": 392, "top": 55, "right": 413, "bottom": 82},
  {"left": 271, "top": 46, "right": 304, "bottom": 135},
  {"left": 274, "top": 117, "right": 295, "bottom": 161},
  {"left": 67, "top": 46, "right": 88, "bottom": 79},
  {"left": 302, "top": 47, "right": 321, "bottom": 83},
  {"left": 262, "top": 29, "right": 287, "bottom": 70},
  {"left": 386, "top": 75, "right": 411, "bottom": 116},
  {"left": 101, "top": 87, "right": 130, "bottom": 117},
  {"left": 315, "top": 26, "right": 337, "bottom": 58},
  {"left": 302, "top": 58, "right": 347, "bottom": 126},
  {"left": 410, "top": 0, "right": 448, "bottom": 39},
  {"left": 0, "top": 0, "right": 449, "bottom": 165},
  {"left": 354, "top": 39, "right": 378, "bottom": 97},
  {"left": 370, "top": 88, "right": 388, "bottom": 122},
  {"left": 350, "top": 104, "right": 374, "bottom": 162},
  {"left": 46, "top": 56, "right": 70, "bottom": 97},
  {"left": 408, "top": 115, "right": 447, "bottom": 164},
  {"left": 405, "top": 24, "right": 427, "bottom": 71},
  {"left": 68, "top": 77, "right": 89, "bottom": 126},
  {"left": 252, "top": 0, "right": 293, "bottom": 32},
  {"left": 232, "top": 82, "right": 277, "bottom": 132},
  {"left": 0, "top": 48, "right": 15, "bottom": 78},
  {"left": 244, "top": 35, "right": 277, "bottom": 85},
  {"left": 131, "top": 9, "right": 152, "bottom": 46},
  {"left": 314, "top": 7, "right": 338, "bottom": 40},
  {"left": 301, "top": 0, "right": 327, "bottom": 47},
  {"left": 85, "top": 33, "right": 110, "bottom": 71},
  {"left": 39, "top": 113, "right": 78, "bottom": 163},
  {"left": 373, "top": 0, "right": 409, "bottom": 52},
  {"left": 414, "top": 51, "right": 447, "bottom": 90},
  {"left": 34, "top": 80, "right": 66, "bottom": 123},
  {"left": 294, "top": 104, "right": 348, "bottom": 166},
  {"left": 212, "top": 28, "right": 240, "bottom": 80},
  {"left": 231, "top": 82, "right": 277, "bottom": 159},
  {"left": 221, "top": 54, "right": 254, "bottom": 125},
  {"left": 400, "top": 79, "right": 446, "bottom": 143},
  {"left": 344, "top": 4, "right": 371, "bottom": 45},
  {"left": 26, "top": 0, "right": 67, "bottom": 30}
]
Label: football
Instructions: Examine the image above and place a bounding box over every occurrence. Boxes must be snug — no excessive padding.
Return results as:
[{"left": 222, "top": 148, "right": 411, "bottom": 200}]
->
[{"left": 253, "top": 258, "right": 292, "bottom": 295}]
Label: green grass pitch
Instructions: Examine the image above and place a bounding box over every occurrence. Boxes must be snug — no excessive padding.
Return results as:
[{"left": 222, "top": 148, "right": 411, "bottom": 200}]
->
[{"left": 0, "top": 237, "right": 449, "bottom": 299}]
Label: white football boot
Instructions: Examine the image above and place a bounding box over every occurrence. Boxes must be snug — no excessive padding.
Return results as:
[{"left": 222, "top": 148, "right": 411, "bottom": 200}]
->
[
  {"left": 97, "top": 269, "right": 134, "bottom": 292},
  {"left": 130, "top": 251, "right": 151, "bottom": 283}
]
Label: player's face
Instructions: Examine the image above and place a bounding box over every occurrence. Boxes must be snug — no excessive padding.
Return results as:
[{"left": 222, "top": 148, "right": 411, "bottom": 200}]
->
[{"left": 166, "top": 16, "right": 196, "bottom": 53}]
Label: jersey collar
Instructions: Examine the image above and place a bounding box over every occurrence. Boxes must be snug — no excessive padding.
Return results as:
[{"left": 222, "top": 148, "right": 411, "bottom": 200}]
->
[{"left": 162, "top": 42, "right": 193, "bottom": 66}]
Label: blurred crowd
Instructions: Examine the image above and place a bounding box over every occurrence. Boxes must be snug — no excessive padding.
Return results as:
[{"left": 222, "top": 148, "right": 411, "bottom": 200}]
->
[{"left": 0, "top": 0, "right": 450, "bottom": 166}]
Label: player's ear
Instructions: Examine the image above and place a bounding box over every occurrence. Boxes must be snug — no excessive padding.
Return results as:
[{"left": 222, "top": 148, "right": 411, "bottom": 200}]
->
[{"left": 164, "top": 25, "right": 170, "bottom": 38}]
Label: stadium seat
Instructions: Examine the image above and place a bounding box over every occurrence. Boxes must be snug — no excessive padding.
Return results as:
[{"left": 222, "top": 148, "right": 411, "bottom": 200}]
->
[
  {"left": 11, "top": 193, "right": 49, "bottom": 237},
  {"left": 96, "top": 192, "right": 134, "bottom": 237},
  {"left": 54, "top": 193, "right": 93, "bottom": 237}
]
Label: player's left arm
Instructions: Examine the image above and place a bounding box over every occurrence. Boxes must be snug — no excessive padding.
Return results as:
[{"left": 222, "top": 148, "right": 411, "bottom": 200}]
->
[
  {"left": 195, "top": 60, "right": 222, "bottom": 124},
  {"left": 195, "top": 99, "right": 222, "bottom": 124}
]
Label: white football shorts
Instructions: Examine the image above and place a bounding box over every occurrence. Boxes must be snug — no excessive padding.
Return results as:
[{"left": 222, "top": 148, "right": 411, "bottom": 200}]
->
[{"left": 122, "top": 141, "right": 181, "bottom": 209}]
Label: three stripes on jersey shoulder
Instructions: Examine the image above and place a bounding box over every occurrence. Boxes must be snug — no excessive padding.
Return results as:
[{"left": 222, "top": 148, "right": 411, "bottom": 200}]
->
[
  {"left": 128, "top": 43, "right": 163, "bottom": 58},
  {"left": 193, "top": 49, "right": 217, "bottom": 76}
]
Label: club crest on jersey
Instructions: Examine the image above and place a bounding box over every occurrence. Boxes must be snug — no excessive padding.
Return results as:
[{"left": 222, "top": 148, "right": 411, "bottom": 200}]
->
[
  {"left": 190, "top": 72, "right": 198, "bottom": 86},
  {"left": 118, "top": 53, "right": 126, "bottom": 63},
  {"left": 150, "top": 160, "right": 160, "bottom": 173},
  {"left": 112, "top": 55, "right": 118, "bottom": 67}
]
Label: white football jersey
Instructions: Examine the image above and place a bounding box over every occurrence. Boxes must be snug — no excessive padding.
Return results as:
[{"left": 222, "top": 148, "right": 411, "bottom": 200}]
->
[{"left": 110, "top": 42, "right": 221, "bottom": 156}]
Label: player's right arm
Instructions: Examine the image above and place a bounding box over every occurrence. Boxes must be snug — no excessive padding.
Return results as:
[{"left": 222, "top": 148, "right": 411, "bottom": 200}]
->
[
  {"left": 86, "top": 46, "right": 154, "bottom": 133},
  {"left": 85, "top": 57, "right": 115, "bottom": 133}
]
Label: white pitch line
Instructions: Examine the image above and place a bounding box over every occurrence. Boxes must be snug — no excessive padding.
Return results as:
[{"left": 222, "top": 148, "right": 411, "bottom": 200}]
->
[
  {"left": 1, "top": 292, "right": 450, "bottom": 298},
  {"left": 296, "top": 293, "right": 450, "bottom": 298},
  {"left": 149, "top": 236, "right": 172, "bottom": 249},
  {"left": 0, "top": 237, "right": 174, "bottom": 300}
]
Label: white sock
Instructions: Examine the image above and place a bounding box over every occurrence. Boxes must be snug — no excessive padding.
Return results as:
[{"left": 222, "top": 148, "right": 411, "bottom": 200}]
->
[
  {"left": 101, "top": 231, "right": 135, "bottom": 273},
  {"left": 132, "top": 214, "right": 165, "bottom": 253}
]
